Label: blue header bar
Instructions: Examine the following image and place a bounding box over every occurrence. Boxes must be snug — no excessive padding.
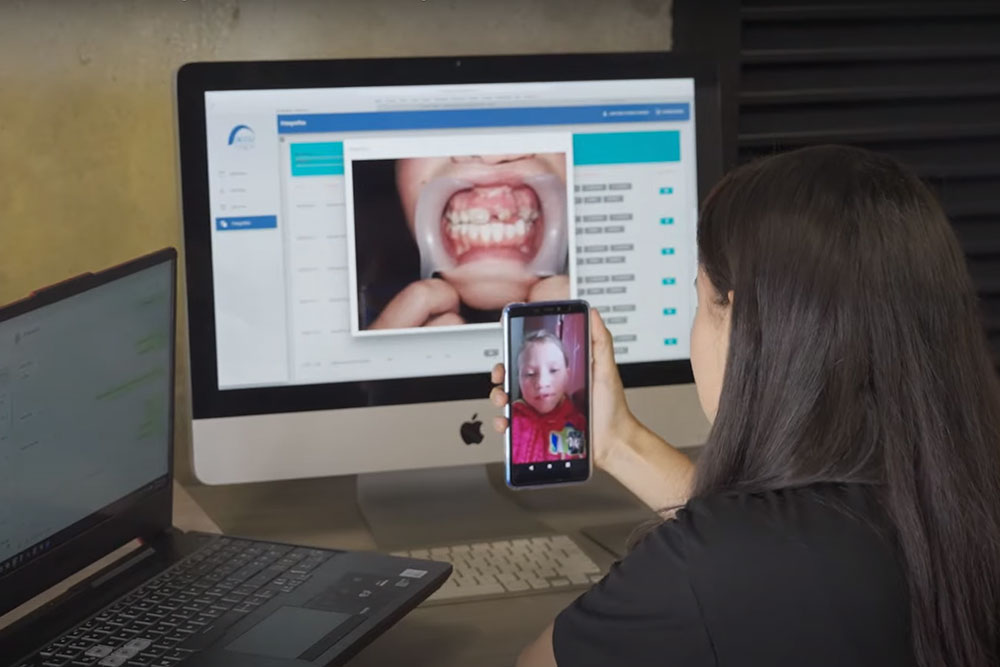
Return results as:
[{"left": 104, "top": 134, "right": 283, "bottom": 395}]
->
[{"left": 277, "top": 103, "right": 690, "bottom": 134}]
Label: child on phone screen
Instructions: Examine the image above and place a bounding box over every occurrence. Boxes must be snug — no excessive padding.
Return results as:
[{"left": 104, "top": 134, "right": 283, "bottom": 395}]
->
[{"left": 511, "top": 330, "right": 587, "bottom": 464}]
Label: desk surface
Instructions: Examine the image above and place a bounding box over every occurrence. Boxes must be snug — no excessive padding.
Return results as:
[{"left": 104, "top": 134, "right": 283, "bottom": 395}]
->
[{"left": 179, "top": 465, "right": 657, "bottom": 667}]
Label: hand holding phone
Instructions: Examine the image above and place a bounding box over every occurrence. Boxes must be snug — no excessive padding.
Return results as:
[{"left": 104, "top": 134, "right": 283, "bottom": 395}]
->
[{"left": 502, "top": 300, "right": 592, "bottom": 488}]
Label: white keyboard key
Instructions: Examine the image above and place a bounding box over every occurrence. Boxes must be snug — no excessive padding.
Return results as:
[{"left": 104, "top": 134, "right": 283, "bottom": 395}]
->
[
  {"left": 567, "top": 573, "right": 591, "bottom": 585},
  {"left": 526, "top": 578, "right": 551, "bottom": 590},
  {"left": 549, "top": 578, "right": 571, "bottom": 587},
  {"left": 504, "top": 580, "right": 531, "bottom": 592}
]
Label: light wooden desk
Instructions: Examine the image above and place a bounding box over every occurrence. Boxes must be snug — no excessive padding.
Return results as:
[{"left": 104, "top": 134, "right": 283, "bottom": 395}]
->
[{"left": 179, "top": 465, "right": 658, "bottom": 667}]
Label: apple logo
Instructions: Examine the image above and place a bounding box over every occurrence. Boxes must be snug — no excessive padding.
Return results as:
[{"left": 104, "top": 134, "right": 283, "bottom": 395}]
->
[{"left": 460, "top": 413, "right": 484, "bottom": 445}]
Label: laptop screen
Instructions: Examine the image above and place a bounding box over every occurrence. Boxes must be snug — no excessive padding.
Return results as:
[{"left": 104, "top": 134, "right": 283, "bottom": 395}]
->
[{"left": 0, "top": 260, "right": 174, "bottom": 574}]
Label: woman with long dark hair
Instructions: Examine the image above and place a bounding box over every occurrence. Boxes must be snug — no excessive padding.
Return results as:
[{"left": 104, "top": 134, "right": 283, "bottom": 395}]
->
[{"left": 492, "top": 145, "right": 1000, "bottom": 667}]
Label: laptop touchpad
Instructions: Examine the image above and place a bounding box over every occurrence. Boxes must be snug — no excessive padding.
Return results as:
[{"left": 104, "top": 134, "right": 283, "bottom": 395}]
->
[{"left": 225, "top": 606, "right": 352, "bottom": 659}]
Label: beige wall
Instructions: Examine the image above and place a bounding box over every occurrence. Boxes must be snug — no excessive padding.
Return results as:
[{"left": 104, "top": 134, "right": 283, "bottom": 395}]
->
[{"left": 0, "top": 0, "right": 673, "bottom": 479}]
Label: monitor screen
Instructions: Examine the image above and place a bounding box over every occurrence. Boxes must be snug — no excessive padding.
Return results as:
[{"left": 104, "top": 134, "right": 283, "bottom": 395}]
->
[
  {"left": 0, "top": 262, "right": 173, "bottom": 573},
  {"left": 201, "top": 76, "right": 699, "bottom": 391}
]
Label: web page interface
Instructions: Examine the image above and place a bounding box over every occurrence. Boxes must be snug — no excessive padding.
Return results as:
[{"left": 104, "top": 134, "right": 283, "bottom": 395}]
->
[
  {"left": 204, "top": 79, "right": 698, "bottom": 390},
  {"left": 0, "top": 264, "right": 173, "bottom": 571}
]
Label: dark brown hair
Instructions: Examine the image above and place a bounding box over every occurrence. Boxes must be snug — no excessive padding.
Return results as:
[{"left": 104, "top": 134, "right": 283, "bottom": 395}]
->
[{"left": 695, "top": 145, "right": 1000, "bottom": 667}]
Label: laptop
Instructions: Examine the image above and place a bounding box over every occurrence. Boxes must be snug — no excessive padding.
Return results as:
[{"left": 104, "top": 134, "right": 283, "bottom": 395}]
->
[{"left": 0, "top": 248, "right": 451, "bottom": 667}]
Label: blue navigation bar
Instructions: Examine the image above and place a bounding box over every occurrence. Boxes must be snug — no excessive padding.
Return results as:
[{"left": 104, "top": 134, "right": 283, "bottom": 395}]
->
[
  {"left": 277, "top": 103, "right": 690, "bottom": 134},
  {"left": 216, "top": 215, "right": 277, "bottom": 231}
]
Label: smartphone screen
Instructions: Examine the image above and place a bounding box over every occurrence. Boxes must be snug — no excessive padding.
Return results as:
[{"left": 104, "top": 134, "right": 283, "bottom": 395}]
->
[{"left": 503, "top": 300, "right": 591, "bottom": 488}]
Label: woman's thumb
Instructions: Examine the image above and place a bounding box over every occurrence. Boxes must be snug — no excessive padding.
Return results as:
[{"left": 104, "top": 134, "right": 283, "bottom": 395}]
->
[{"left": 590, "top": 309, "right": 613, "bottom": 360}]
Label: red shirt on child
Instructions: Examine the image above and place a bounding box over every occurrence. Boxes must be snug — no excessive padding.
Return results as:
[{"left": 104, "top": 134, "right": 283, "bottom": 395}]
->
[{"left": 510, "top": 396, "right": 587, "bottom": 464}]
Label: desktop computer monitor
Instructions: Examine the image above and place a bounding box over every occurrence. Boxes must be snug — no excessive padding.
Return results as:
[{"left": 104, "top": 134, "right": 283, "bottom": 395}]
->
[{"left": 176, "top": 52, "right": 722, "bottom": 488}]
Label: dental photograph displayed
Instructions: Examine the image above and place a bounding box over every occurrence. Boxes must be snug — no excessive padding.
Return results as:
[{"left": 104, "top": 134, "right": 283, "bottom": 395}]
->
[
  {"left": 344, "top": 133, "right": 577, "bottom": 334},
  {"left": 508, "top": 310, "right": 589, "bottom": 466}
]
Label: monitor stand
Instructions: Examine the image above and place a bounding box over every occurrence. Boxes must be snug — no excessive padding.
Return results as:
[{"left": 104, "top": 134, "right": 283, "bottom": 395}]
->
[{"left": 356, "top": 464, "right": 549, "bottom": 552}]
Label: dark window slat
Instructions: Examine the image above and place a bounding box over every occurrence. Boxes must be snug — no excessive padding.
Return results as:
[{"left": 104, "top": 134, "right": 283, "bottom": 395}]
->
[
  {"left": 742, "top": 3, "right": 1000, "bottom": 21},
  {"left": 743, "top": 16, "right": 1000, "bottom": 53},
  {"left": 743, "top": 44, "right": 1000, "bottom": 64},
  {"left": 740, "top": 121, "right": 1000, "bottom": 147},
  {"left": 981, "top": 298, "right": 1000, "bottom": 333},
  {"left": 739, "top": 136, "right": 1000, "bottom": 179},
  {"left": 952, "top": 219, "right": 1000, "bottom": 259},
  {"left": 740, "top": 96, "right": 1000, "bottom": 137},
  {"left": 934, "top": 179, "right": 1000, "bottom": 219},
  {"left": 741, "top": 59, "right": 1000, "bottom": 99},
  {"left": 742, "top": 82, "right": 1000, "bottom": 106},
  {"left": 969, "top": 260, "right": 1000, "bottom": 295}
]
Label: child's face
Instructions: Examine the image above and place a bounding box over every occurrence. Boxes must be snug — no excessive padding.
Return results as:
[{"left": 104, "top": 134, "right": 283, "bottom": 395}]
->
[{"left": 518, "top": 340, "right": 570, "bottom": 415}]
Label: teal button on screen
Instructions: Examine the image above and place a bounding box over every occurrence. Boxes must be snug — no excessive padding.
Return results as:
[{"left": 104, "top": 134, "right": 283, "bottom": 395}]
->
[
  {"left": 662, "top": 278, "right": 676, "bottom": 285},
  {"left": 664, "top": 338, "right": 678, "bottom": 345},
  {"left": 573, "top": 131, "right": 680, "bottom": 166}
]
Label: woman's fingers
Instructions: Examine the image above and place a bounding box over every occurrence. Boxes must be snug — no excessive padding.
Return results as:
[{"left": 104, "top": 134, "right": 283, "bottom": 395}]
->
[
  {"left": 493, "top": 416, "right": 508, "bottom": 434},
  {"left": 490, "top": 385, "right": 509, "bottom": 407},
  {"left": 491, "top": 363, "right": 505, "bottom": 385}
]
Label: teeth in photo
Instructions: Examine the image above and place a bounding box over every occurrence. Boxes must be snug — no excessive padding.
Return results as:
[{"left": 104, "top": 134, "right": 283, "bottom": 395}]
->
[{"left": 468, "top": 208, "right": 490, "bottom": 225}]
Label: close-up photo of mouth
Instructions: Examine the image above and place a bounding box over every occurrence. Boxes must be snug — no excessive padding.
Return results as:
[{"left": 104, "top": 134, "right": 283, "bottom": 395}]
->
[
  {"left": 413, "top": 164, "right": 569, "bottom": 280},
  {"left": 442, "top": 183, "right": 543, "bottom": 265}
]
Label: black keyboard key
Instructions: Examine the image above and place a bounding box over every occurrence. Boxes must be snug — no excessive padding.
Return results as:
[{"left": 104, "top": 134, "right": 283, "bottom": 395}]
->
[{"left": 162, "top": 649, "right": 194, "bottom": 662}]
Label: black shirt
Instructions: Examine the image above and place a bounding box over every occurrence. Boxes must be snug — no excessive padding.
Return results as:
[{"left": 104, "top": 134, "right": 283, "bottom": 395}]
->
[{"left": 554, "top": 483, "right": 915, "bottom": 666}]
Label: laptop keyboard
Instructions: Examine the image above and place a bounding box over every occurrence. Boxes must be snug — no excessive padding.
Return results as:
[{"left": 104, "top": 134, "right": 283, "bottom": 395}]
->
[{"left": 19, "top": 537, "right": 333, "bottom": 667}]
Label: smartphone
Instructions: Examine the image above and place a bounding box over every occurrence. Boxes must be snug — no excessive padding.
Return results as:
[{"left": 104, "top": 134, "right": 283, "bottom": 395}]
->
[{"left": 502, "top": 300, "right": 592, "bottom": 488}]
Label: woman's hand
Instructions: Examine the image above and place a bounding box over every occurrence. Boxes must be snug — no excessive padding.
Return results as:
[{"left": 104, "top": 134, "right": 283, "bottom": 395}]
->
[
  {"left": 490, "top": 309, "right": 638, "bottom": 469},
  {"left": 370, "top": 278, "right": 464, "bottom": 329}
]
